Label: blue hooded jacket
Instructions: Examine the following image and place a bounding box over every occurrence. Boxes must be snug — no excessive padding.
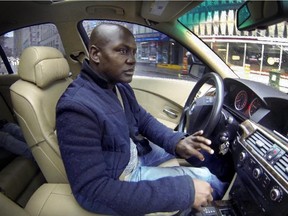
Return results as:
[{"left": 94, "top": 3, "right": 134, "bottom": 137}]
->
[{"left": 56, "top": 60, "right": 195, "bottom": 215}]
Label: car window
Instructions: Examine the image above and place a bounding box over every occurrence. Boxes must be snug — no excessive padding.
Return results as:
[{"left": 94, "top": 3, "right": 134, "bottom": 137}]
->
[
  {"left": 81, "top": 20, "right": 208, "bottom": 82},
  {"left": 0, "top": 56, "right": 9, "bottom": 75},
  {"left": 179, "top": 0, "right": 288, "bottom": 93},
  {"left": 0, "top": 24, "right": 64, "bottom": 75}
]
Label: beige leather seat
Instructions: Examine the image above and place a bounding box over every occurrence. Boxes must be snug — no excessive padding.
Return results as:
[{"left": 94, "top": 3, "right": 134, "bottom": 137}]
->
[
  {"left": 0, "top": 191, "right": 30, "bottom": 216},
  {"left": 10, "top": 46, "right": 72, "bottom": 183},
  {"left": 8, "top": 46, "right": 107, "bottom": 216}
]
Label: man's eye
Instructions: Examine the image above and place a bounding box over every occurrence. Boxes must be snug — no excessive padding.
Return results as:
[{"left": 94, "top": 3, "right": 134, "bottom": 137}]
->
[{"left": 119, "top": 48, "right": 128, "bottom": 54}]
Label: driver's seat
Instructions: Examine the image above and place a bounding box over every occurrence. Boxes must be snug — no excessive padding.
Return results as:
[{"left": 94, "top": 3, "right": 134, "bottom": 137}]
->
[{"left": 10, "top": 46, "right": 71, "bottom": 183}]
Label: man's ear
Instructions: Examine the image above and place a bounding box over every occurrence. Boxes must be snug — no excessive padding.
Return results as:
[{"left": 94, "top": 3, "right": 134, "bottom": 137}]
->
[{"left": 89, "top": 45, "right": 100, "bottom": 63}]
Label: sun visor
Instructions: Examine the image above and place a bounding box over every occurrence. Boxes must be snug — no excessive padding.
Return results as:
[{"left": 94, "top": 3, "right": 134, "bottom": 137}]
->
[{"left": 141, "top": 1, "right": 201, "bottom": 23}]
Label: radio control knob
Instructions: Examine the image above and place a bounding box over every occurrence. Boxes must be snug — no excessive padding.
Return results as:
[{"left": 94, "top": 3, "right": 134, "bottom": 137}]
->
[
  {"left": 239, "top": 152, "right": 247, "bottom": 162},
  {"left": 253, "top": 168, "right": 262, "bottom": 179},
  {"left": 270, "top": 188, "right": 282, "bottom": 202}
]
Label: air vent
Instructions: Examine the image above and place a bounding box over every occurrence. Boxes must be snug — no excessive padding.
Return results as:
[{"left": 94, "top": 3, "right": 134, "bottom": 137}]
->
[
  {"left": 245, "top": 130, "right": 273, "bottom": 156},
  {"left": 274, "top": 153, "right": 288, "bottom": 181}
]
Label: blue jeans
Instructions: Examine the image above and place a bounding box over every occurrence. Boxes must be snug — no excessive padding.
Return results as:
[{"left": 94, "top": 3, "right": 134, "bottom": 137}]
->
[{"left": 127, "top": 143, "right": 228, "bottom": 200}]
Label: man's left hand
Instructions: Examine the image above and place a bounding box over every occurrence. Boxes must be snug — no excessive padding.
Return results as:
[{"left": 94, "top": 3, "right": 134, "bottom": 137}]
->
[{"left": 175, "top": 130, "right": 213, "bottom": 161}]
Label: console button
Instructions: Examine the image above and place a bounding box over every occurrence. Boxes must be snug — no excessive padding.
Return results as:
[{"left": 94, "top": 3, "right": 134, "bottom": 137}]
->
[
  {"left": 253, "top": 167, "right": 262, "bottom": 179},
  {"left": 270, "top": 187, "right": 282, "bottom": 202},
  {"left": 239, "top": 152, "right": 247, "bottom": 162},
  {"left": 266, "top": 145, "right": 281, "bottom": 161},
  {"left": 262, "top": 174, "right": 271, "bottom": 188}
]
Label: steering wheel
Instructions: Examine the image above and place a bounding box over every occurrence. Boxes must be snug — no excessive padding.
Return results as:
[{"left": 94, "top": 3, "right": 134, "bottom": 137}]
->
[{"left": 178, "top": 72, "right": 224, "bottom": 137}]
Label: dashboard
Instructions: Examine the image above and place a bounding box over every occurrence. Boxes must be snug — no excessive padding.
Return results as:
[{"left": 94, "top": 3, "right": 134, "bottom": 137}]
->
[
  {"left": 187, "top": 77, "right": 288, "bottom": 216},
  {"left": 229, "top": 88, "right": 262, "bottom": 118},
  {"left": 223, "top": 78, "right": 288, "bottom": 139},
  {"left": 219, "top": 78, "right": 288, "bottom": 216},
  {"left": 229, "top": 120, "right": 288, "bottom": 216},
  {"left": 189, "top": 76, "right": 288, "bottom": 215}
]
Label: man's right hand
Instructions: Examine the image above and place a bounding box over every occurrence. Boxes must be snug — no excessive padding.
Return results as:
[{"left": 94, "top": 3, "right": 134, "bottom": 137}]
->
[{"left": 192, "top": 179, "right": 213, "bottom": 211}]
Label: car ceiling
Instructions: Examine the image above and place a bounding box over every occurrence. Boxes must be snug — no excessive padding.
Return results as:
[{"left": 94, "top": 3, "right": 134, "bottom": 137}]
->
[{"left": 0, "top": 1, "right": 202, "bottom": 35}]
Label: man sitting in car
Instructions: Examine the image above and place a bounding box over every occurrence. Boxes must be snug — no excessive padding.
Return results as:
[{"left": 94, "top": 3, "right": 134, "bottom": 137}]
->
[{"left": 56, "top": 23, "right": 227, "bottom": 215}]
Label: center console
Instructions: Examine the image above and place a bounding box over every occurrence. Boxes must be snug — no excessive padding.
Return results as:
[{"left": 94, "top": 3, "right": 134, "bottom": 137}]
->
[
  {"left": 231, "top": 120, "right": 287, "bottom": 216},
  {"left": 190, "top": 200, "right": 237, "bottom": 216},
  {"left": 189, "top": 120, "right": 288, "bottom": 216}
]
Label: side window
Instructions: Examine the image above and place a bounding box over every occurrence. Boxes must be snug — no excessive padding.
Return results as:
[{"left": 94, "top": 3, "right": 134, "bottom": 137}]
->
[
  {"left": 0, "top": 56, "right": 9, "bottom": 75},
  {"left": 81, "top": 20, "right": 207, "bottom": 81},
  {"left": 0, "top": 24, "right": 64, "bottom": 75}
]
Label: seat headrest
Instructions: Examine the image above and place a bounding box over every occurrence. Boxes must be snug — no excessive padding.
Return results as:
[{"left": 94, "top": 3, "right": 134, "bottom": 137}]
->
[{"left": 18, "top": 46, "right": 70, "bottom": 88}]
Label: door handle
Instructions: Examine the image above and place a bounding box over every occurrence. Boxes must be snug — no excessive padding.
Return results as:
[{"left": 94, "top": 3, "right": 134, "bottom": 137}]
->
[{"left": 163, "top": 108, "right": 178, "bottom": 119}]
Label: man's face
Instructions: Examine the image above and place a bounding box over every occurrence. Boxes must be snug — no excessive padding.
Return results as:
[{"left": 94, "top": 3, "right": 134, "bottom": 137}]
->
[{"left": 92, "top": 28, "right": 137, "bottom": 85}]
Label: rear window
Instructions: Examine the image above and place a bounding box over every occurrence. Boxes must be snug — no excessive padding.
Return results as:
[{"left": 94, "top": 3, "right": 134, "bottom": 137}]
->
[{"left": 0, "top": 23, "right": 64, "bottom": 74}]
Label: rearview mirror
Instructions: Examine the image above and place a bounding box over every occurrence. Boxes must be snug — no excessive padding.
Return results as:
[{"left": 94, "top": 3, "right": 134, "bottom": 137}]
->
[{"left": 236, "top": 0, "right": 288, "bottom": 31}]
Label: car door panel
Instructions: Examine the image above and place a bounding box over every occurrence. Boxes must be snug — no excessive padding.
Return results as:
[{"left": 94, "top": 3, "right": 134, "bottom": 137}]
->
[{"left": 131, "top": 76, "right": 196, "bottom": 129}]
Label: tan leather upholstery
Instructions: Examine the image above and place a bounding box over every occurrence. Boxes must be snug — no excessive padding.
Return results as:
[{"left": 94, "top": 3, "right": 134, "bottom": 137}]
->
[
  {"left": 25, "top": 183, "right": 177, "bottom": 216},
  {"left": 10, "top": 46, "right": 72, "bottom": 183},
  {"left": 0, "top": 157, "right": 39, "bottom": 203},
  {"left": 25, "top": 184, "right": 101, "bottom": 216},
  {"left": 0, "top": 192, "right": 30, "bottom": 216}
]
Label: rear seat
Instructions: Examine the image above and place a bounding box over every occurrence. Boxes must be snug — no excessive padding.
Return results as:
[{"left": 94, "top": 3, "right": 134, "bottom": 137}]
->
[
  {"left": 0, "top": 156, "right": 46, "bottom": 207},
  {"left": 0, "top": 191, "right": 30, "bottom": 216},
  {"left": 0, "top": 77, "right": 46, "bottom": 208}
]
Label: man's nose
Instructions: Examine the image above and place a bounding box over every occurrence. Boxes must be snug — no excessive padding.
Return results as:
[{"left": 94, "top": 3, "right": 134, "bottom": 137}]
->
[{"left": 126, "top": 53, "right": 136, "bottom": 64}]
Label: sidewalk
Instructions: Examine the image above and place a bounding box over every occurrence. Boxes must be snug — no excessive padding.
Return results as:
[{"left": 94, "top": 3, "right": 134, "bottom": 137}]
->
[{"left": 135, "top": 62, "right": 184, "bottom": 77}]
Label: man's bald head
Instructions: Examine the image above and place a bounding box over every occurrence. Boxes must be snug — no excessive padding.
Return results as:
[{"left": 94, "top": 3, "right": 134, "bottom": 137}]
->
[
  {"left": 89, "top": 23, "right": 134, "bottom": 50},
  {"left": 88, "top": 23, "right": 137, "bottom": 87}
]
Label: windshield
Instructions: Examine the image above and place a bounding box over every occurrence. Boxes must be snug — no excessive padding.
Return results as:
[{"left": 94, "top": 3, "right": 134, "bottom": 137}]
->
[{"left": 179, "top": 0, "right": 288, "bottom": 93}]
